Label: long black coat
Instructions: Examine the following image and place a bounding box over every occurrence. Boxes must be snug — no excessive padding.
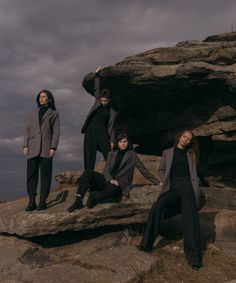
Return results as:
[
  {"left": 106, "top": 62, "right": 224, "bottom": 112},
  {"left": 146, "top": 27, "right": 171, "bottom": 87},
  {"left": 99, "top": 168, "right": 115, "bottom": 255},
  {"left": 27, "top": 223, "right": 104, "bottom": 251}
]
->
[
  {"left": 81, "top": 76, "right": 117, "bottom": 143},
  {"left": 104, "top": 149, "right": 160, "bottom": 197}
]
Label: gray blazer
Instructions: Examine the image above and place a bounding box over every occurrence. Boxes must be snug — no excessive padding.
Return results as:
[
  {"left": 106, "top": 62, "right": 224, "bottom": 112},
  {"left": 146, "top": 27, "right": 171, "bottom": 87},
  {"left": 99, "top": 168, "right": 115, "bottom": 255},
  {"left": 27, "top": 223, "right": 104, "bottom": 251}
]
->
[
  {"left": 104, "top": 149, "right": 160, "bottom": 197},
  {"left": 158, "top": 147, "right": 201, "bottom": 207},
  {"left": 81, "top": 76, "right": 117, "bottom": 143},
  {"left": 23, "top": 108, "right": 60, "bottom": 159}
]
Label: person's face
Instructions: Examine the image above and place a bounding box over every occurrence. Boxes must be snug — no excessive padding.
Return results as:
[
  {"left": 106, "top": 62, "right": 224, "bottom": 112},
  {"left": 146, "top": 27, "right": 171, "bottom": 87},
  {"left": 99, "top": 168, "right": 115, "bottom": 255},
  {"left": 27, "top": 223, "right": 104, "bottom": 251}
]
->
[
  {"left": 178, "top": 132, "right": 193, "bottom": 149},
  {"left": 100, "top": 96, "right": 110, "bottom": 107},
  {"left": 118, "top": 138, "right": 129, "bottom": 150},
  {"left": 39, "top": 92, "right": 49, "bottom": 106}
]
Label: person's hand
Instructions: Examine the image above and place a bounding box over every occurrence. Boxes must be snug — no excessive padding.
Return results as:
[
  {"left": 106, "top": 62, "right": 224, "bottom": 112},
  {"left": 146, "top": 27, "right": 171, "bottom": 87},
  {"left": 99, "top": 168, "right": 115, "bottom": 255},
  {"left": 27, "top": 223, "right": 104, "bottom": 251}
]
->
[
  {"left": 110, "top": 179, "right": 119, "bottom": 186},
  {"left": 95, "top": 66, "right": 102, "bottom": 74},
  {"left": 23, "top": 147, "right": 29, "bottom": 157},
  {"left": 158, "top": 182, "right": 163, "bottom": 187},
  {"left": 49, "top": 149, "right": 56, "bottom": 158},
  {"left": 110, "top": 143, "right": 114, "bottom": 150}
]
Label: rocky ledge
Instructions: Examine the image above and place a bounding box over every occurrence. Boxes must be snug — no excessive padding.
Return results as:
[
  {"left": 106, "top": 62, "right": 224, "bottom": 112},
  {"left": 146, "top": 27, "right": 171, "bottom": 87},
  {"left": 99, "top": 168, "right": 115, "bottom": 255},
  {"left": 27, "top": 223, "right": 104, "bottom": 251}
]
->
[
  {"left": 83, "top": 32, "right": 236, "bottom": 184},
  {"left": 0, "top": 185, "right": 235, "bottom": 240}
]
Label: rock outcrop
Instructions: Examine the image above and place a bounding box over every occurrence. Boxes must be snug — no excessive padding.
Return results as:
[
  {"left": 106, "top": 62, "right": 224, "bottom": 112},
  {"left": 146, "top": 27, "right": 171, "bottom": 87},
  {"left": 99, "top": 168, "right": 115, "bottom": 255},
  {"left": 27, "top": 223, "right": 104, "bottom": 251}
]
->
[
  {"left": 0, "top": 232, "right": 156, "bottom": 283},
  {"left": 83, "top": 32, "right": 236, "bottom": 184},
  {"left": 0, "top": 185, "right": 235, "bottom": 239},
  {"left": 1, "top": 31, "right": 236, "bottom": 282}
]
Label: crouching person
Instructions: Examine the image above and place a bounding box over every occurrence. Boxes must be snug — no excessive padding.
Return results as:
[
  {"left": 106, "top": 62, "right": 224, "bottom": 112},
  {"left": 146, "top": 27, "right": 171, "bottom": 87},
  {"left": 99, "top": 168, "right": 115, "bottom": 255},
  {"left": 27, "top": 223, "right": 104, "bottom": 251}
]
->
[{"left": 67, "top": 133, "right": 160, "bottom": 212}]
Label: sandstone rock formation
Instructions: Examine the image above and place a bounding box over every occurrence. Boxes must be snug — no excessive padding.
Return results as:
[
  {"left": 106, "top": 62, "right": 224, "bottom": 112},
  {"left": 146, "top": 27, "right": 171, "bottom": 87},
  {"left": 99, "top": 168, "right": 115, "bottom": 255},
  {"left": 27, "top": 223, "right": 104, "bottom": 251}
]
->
[
  {"left": 83, "top": 32, "right": 236, "bottom": 184},
  {"left": 1, "top": 31, "right": 236, "bottom": 282},
  {"left": 0, "top": 232, "right": 156, "bottom": 283},
  {"left": 0, "top": 185, "right": 235, "bottom": 239}
]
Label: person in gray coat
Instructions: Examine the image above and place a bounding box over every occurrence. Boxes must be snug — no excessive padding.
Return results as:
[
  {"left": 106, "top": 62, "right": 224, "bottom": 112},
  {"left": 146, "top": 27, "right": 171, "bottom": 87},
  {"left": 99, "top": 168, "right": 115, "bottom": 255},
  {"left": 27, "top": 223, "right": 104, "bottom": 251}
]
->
[
  {"left": 23, "top": 90, "right": 60, "bottom": 211},
  {"left": 81, "top": 66, "right": 117, "bottom": 170},
  {"left": 67, "top": 133, "right": 160, "bottom": 212},
  {"left": 139, "top": 130, "right": 202, "bottom": 271}
]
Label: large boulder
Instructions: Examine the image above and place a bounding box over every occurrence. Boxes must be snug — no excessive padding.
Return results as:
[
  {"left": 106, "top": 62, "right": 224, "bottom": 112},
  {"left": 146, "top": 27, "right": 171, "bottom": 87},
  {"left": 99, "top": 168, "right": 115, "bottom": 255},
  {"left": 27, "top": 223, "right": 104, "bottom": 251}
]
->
[
  {"left": 82, "top": 32, "right": 236, "bottom": 184},
  {"left": 0, "top": 185, "right": 235, "bottom": 239},
  {"left": 0, "top": 232, "right": 156, "bottom": 283}
]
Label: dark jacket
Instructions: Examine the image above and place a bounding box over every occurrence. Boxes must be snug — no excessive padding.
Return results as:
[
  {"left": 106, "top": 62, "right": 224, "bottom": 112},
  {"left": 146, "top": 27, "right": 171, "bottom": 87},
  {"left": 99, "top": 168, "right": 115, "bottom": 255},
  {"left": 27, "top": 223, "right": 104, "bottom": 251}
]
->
[
  {"left": 81, "top": 75, "right": 117, "bottom": 143},
  {"left": 23, "top": 108, "right": 60, "bottom": 159},
  {"left": 158, "top": 147, "right": 201, "bottom": 207},
  {"left": 104, "top": 149, "right": 160, "bottom": 197}
]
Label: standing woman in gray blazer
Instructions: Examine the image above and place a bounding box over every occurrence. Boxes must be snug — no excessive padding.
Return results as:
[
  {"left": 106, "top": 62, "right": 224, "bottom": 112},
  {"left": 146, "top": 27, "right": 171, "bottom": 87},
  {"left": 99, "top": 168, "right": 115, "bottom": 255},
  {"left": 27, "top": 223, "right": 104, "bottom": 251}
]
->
[
  {"left": 67, "top": 133, "right": 160, "bottom": 212},
  {"left": 23, "top": 90, "right": 60, "bottom": 211},
  {"left": 139, "top": 130, "right": 202, "bottom": 270}
]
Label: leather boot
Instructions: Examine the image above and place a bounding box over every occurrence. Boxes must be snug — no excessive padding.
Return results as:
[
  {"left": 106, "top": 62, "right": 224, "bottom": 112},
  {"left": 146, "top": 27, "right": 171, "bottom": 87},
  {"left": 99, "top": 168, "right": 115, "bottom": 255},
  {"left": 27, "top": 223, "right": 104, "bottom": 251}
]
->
[
  {"left": 67, "top": 196, "right": 83, "bottom": 212},
  {"left": 37, "top": 196, "right": 47, "bottom": 210},
  {"left": 86, "top": 192, "right": 98, "bottom": 209},
  {"left": 25, "top": 197, "right": 37, "bottom": 211}
]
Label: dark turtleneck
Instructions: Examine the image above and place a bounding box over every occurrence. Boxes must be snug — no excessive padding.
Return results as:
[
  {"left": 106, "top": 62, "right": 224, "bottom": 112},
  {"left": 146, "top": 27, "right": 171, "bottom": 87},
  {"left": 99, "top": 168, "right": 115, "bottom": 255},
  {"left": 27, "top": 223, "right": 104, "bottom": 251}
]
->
[
  {"left": 171, "top": 146, "right": 190, "bottom": 178},
  {"left": 111, "top": 149, "right": 127, "bottom": 178},
  {"left": 39, "top": 106, "right": 49, "bottom": 125}
]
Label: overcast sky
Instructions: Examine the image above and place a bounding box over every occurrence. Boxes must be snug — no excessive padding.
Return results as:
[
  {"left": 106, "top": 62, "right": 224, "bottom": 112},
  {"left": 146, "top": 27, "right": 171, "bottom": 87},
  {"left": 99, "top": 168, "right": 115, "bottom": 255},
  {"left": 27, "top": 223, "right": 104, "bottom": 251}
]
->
[{"left": 0, "top": 0, "right": 235, "bottom": 201}]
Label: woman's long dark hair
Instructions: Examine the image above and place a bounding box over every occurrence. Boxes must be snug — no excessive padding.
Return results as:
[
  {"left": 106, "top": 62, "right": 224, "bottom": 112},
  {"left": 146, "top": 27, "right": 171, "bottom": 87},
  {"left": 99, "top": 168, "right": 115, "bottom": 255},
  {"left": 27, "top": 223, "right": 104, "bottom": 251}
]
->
[
  {"left": 113, "top": 133, "right": 133, "bottom": 150},
  {"left": 174, "top": 129, "right": 199, "bottom": 164},
  {"left": 36, "top": 89, "right": 56, "bottom": 110}
]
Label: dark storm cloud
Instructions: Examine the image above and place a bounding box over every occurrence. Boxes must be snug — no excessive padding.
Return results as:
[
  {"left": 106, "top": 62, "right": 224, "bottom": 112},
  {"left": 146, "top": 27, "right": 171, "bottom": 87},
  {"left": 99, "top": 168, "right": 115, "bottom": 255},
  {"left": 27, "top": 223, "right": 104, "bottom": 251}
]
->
[{"left": 0, "top": 0, "right": 236, "bottom": 200}]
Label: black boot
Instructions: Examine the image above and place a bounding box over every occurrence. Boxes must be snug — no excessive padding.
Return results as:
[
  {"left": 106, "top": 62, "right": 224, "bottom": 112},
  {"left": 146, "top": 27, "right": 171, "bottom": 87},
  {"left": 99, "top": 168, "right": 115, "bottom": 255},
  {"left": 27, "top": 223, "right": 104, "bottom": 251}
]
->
[
  {"left": 137, "top": 245, "right": 152, "bottom": 253},
  {"left": 86, "top": 192, "right": 98, "bottom": 209},
  {"left": 25, "top": 197, "right": 37, "bottom": 211},
  {"left": 67, "top": 196, "right": 83, "bottom": 212},
  {"left": 37, "top": 197, "right": 47, "bottom": 211}
]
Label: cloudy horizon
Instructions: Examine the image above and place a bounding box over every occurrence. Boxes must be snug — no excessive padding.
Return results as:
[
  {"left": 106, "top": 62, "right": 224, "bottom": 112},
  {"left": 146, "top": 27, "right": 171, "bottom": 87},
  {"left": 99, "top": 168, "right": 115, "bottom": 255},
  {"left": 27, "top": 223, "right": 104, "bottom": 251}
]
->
[{"left": 0, "top": 0, "right": 236, "bottom": 201}]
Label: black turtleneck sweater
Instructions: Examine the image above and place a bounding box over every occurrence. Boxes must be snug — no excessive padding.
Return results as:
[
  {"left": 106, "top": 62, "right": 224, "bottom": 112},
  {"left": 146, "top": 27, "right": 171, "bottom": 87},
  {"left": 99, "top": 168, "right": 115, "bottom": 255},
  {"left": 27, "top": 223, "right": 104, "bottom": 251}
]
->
[
  {"left": 39, "top": 106, "right": 49, "bottom": 125},
  {"left": 111, "top": 149, "right": 127, "bottom": 179},
  {"left": 89, "top": 105, "right": 110, "bottom": 130},
  {"left": 171, "top": 147, "right": 190, "bottom": 178}
]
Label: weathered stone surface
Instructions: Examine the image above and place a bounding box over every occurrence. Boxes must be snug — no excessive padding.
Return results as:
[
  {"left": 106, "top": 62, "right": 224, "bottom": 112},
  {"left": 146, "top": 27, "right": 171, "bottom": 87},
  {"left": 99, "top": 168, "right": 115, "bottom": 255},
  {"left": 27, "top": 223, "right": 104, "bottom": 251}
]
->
[
  {"left": 55, "top": 154, "right": 161, "bottom": 185},
  {"left": 0, "top": 184, "right": 235, "bottom": 239},
  {"left": 0, "top": 186, "right": 160, "bottom": 237},
  {"left": 55, "top": 170, "right": 83, "bottom": 185},
  {"left": 82, "top": 32, "right": 236, "bottom": 183},
  {"left": 0, "top": 232, "right": 156, "bottom": 283}
]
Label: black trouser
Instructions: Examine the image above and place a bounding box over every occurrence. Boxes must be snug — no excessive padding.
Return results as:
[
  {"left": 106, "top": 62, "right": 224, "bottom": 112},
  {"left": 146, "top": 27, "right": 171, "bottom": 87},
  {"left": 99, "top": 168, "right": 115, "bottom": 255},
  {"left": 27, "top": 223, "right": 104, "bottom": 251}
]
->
[
  {"left": 27, "top": 157, "right": 52, "bottom": 200},
  {"left": 83, "top": 129, "right": 110, "bottom": 170},
  {"left": 140, "top": 176, "right": 201, "bottom": 265},
  {"left": 77, "top": 170, "right": 121, "bottom": 205}
]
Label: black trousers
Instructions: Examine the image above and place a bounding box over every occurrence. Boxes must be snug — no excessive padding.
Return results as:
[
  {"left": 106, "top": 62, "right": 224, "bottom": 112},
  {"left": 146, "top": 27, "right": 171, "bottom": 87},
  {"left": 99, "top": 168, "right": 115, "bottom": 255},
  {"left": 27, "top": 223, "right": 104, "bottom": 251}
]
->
[
  {"left": 77, "top": 170, "right": 121, "bottom": 205},
  {"left": 140, "top": 176, "right": 201, "bottom": 265},
  {"left": 83, "top": 129, "right": 110, "bottom": 170},
  {"left": 27, "top": 157, "right": 52, "bottom": 200}
]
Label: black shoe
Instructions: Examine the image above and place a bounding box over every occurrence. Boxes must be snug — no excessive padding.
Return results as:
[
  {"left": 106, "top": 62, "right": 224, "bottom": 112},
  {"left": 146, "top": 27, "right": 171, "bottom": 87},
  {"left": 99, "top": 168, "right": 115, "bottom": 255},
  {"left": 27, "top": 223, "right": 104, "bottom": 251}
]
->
[
  {"left": 67, "top": 196, "right": 83, "bottom": 212},
  {"left": 86, "top": 193, "right": 97, "bottom": 209},
  {"left": 191, "top": 265, "right": 200, "bottom": 271},
  {"left": 25, "top": 198, "right": 37, "bottom": 211},
  {"left": 137, "top": 245, "right": 152, "bottom": 253},
  {"left": 187, "top": 260, "right": 200, "bottom": 271},
  {"left": 37, "top": 203, "right": 47, "bottom": 210}
]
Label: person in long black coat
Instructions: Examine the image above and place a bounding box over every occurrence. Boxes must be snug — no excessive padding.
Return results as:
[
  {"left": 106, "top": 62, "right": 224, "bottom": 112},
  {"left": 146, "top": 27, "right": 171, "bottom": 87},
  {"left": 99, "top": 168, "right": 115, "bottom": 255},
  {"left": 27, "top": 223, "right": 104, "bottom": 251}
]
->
[
  {"left": 23, "top": 90, "right": 60, "bottom": 211},
  {"left": 138, "top": 130, "right": 202, "bottom": 271},
  {"left": 67, "top": 133, "right": 160, "bottom": 212},
  {"left": 81, "top": 66, "right": 117, "bottom": 170}
]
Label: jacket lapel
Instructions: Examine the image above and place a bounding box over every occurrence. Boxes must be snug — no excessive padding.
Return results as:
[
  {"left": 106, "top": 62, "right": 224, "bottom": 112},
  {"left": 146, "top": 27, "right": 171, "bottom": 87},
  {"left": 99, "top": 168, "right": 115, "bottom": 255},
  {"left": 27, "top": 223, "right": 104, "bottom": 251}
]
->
[
  {"left": 118, "top": 150, "right": 132, "bottom": 170},
  {"left": 165, "top": 147, "right": 174, "bottom": 176},
  {"left": 187, "top": 149, "right": 195, "bottom": 173},
  {"left": 41, "top": 108, "right": 53, "bottom": 124}
]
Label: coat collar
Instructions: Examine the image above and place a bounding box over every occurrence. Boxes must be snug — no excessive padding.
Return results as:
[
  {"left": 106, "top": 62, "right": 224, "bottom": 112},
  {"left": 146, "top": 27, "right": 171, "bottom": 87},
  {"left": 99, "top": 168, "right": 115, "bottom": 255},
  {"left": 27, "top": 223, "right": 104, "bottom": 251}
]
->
[
  {"left": 111, "top": 149, "right": 133, "bottom": 170},
  {"left": 41, "top": 107, "right": 53, "bottom": 123},
  {"left": 34, "top": 107, "right": 53, "bottom": 125}
]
